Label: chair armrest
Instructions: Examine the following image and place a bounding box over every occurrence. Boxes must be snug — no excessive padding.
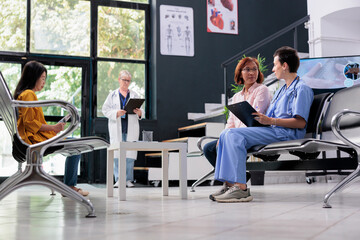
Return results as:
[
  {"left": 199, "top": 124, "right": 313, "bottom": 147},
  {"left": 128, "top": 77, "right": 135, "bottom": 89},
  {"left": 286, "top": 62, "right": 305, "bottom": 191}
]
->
[
  {"left": 331, "top": 109, "right": 360, "bottom": 150},
  {"left": 12, "top": 99, "right": 80, "bottom": 156},
  {"left": 197, "top": 136, "right": 219, "bottom": 153}
]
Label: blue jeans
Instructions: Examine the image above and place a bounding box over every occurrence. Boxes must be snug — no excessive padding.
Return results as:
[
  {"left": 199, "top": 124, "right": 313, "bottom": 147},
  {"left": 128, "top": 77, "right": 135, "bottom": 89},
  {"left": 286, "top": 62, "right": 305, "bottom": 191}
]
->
[
  {"left": 203, "top": 140, "right": 218, "bottom": 167},
  {"left": 113, "top": 133, "right": 135, "bottom": 182},
  {"left": 64, "top": 154, "right": 81, "bottom": 186}
]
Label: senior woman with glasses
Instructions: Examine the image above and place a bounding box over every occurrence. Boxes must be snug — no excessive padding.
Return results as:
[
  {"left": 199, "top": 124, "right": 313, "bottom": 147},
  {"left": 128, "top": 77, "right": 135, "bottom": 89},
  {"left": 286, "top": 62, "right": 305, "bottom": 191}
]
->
[
  {"left": 203, "top": 57, "right": 271, "bottom": 201},
  {"left": 102, "top": 70, "right": 144, "bottom": 188}
]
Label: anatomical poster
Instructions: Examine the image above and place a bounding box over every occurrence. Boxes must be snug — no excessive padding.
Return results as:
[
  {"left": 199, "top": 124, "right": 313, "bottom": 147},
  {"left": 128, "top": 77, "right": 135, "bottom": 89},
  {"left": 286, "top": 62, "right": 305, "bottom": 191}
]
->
[
  {"left": 160, "top": 5, "right": 194, "bottom": 57},
  {"left": 207, "top": 0, "right": 238, "bottom": 34}
]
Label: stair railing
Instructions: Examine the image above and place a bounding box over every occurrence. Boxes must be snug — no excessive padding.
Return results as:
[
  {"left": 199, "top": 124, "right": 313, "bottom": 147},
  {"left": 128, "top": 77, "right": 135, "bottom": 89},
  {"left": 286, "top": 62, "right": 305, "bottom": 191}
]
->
[{"left": 221, "top": 15, "right": 310, "bottom": 106}]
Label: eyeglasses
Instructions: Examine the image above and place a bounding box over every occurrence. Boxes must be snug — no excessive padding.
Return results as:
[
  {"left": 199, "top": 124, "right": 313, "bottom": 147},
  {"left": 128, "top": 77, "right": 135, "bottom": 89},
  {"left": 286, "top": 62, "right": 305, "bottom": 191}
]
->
[
  {"left": 120, "top": 78, "right": 131, "bottom": 83},
  {"left": 242, "top": 68, "right": 258, "bottom": 73}
]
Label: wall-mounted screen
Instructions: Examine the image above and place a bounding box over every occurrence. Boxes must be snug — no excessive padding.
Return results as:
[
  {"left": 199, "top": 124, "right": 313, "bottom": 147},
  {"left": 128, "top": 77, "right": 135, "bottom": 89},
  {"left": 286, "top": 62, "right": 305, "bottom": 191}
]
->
[{"left": 298, "top": 55, "right": 360, "bottom": 89}]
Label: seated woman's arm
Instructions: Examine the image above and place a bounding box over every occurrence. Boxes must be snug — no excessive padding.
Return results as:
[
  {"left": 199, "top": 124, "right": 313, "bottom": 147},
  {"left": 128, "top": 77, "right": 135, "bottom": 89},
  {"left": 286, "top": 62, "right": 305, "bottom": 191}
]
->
[
  {"left": 253, "top": 85, "right": 313, "bottom": 129},
  {"left": 39, "top": 122, "right": 64, "bottom": 133},
  {"left": 252, "top": 113, "right": 306, "bottom": 129}
]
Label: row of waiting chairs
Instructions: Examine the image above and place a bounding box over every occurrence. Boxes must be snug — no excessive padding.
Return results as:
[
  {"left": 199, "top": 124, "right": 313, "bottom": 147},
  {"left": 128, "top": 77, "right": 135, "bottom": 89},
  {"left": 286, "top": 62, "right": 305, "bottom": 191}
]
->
[{"left": 194, "top": 85, "right": 360, "bottom": 208}]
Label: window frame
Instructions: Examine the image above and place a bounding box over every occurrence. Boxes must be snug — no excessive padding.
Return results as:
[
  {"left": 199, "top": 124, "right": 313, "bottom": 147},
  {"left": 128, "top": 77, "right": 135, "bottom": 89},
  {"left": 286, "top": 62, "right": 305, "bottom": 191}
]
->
[
  {"left": 92, "top": 0, "right": 150, "bottom": 119},
  {"left": 0, "top": 0, "right": 150, "bottom": 182},
  {"left": 0, "top": 0, "right": 151, "bottom": 120}
]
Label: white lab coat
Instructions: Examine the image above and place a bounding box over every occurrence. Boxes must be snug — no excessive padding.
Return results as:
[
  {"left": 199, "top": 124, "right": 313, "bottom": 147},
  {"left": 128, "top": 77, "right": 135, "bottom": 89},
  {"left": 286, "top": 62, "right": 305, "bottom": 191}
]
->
[{"left": 102, "top": 88, "right": 145, "bottom": 159}]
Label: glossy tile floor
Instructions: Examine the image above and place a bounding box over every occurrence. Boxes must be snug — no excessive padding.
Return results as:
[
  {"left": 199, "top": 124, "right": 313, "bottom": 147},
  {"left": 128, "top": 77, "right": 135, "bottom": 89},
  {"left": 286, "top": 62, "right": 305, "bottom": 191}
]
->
[{"left": 1, "top": 181, "right": 360, "bottom": 240}]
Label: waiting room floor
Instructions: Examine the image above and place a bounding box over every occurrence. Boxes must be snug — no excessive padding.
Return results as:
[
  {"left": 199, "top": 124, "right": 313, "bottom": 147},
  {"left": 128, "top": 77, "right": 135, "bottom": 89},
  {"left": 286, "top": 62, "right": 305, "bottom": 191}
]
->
[{"left": 0, "top": 181, "right": 360, "bottom": 240}]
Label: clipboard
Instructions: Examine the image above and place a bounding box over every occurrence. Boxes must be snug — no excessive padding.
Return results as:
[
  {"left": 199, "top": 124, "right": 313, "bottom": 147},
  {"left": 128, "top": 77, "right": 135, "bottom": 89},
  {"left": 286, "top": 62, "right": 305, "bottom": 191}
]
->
[
  {"left": 124, "top": 98, "right": 145, "bottom": 114},
  {"left": 226, "top": 101, "right": 268, "bottom": 127}
]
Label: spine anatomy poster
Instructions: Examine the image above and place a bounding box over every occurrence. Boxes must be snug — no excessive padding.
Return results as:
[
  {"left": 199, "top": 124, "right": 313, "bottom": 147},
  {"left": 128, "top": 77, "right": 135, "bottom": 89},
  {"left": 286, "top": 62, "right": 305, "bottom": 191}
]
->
[
  {"left": 207, "top": 0, "right": 238, "bottom": 35},
  {"left": 160, "top": 5, "right": 194, "bottom": 57}
]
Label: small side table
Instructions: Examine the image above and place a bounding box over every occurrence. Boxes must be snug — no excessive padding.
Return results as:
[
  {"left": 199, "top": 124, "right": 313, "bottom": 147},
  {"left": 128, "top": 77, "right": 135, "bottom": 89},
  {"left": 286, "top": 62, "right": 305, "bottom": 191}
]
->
[{"left": 107, "top": 141, "right": 188, "bottom": 201}]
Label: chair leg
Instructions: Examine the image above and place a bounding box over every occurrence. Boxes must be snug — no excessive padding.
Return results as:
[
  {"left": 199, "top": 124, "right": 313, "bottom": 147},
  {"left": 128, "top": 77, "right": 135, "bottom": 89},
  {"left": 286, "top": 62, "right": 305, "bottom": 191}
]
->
[
  {"left": 0, "top": 170, "right": 22, "bottom": 191},
  {"left": 190, "top": 169, "right": 215, "bottom": 192},
  {"left": 0, "top": 164, "right": 96, "bottom": 218},
  {"left": 323, "top": 163, "right": 360, "bottom": 208}
]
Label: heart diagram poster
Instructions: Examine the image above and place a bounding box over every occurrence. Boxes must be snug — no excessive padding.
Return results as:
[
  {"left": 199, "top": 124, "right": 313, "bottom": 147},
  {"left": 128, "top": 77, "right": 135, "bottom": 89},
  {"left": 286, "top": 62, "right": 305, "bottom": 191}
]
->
[
  {"left": 160, "top": 5, "right": 194, "bottom": 57},
  {"left": 207, "top": 0, "right": 238, "bottom": 34}
]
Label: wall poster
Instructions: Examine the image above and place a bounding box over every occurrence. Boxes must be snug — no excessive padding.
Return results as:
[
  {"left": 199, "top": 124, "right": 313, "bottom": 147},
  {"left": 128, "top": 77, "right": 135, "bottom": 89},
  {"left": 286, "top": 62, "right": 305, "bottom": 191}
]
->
[
  {"left": 207, "top": 0, "right": 238, "bottom": 34},
  {"left": 160, "top": 5, "right": 194, "bottom": 57}
]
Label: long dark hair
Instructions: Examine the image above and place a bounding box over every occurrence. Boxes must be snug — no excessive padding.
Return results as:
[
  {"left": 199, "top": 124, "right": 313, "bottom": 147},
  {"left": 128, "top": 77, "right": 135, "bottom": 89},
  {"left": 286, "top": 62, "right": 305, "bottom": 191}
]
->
[{"left": 14, "top": 61, "right": 47, "bottom": 99}]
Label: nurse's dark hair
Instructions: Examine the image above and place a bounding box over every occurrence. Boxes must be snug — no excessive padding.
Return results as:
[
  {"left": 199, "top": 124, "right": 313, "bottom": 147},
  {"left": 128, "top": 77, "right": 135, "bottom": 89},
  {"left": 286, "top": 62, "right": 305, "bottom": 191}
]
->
[
  {"left": 14, "top": 61, "right": 47, "bottom": 99},
  {"left": 273, "top": 46, "right": 300, "bottom": 73}
]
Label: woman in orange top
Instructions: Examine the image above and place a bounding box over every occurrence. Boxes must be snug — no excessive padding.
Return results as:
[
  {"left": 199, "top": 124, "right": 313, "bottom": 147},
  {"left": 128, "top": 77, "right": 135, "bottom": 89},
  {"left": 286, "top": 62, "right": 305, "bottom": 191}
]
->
[{"left": 14, "top": 61, "right": 89, "bottom": 196}]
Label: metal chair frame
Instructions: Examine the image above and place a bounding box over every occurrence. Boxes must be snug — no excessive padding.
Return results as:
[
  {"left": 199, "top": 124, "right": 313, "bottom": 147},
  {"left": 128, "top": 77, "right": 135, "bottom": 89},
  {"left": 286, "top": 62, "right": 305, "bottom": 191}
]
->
[
  {"left": 0, "top": 71, "right": 109, "bottom": 218},
  {"left": 191, "top": 86, "right": 360, "bottom": 208}
]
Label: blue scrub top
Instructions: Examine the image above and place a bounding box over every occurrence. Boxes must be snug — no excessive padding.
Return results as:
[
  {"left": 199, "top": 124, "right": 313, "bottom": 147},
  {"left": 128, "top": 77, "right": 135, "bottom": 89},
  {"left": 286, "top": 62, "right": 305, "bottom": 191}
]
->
[{"left": 266, "top": 77, "right": 314, "bottom": 139}]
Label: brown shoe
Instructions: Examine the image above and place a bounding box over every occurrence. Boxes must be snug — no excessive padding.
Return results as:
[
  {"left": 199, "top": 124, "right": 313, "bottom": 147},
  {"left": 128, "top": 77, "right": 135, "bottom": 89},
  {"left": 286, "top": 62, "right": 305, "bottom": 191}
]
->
[
  {"left": 71, "top": 186, "right": 89, "bottom": 196},
  {"left": 62, "top": 186, "right": 89, "bottom": 197}
]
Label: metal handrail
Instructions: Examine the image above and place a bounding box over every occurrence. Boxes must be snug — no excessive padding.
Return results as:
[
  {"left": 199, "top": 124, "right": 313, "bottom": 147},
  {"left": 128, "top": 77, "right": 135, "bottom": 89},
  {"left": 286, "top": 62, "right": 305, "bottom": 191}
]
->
[{"left": 222, "top": 15, "right": 310, "bottom": 106}]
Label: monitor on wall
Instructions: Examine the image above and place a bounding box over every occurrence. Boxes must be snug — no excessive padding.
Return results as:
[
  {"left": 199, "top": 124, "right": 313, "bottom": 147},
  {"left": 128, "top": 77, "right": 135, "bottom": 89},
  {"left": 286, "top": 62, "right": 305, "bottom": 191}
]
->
[{"left": 298, "top": 55, "right": 360, "bottom": 90}]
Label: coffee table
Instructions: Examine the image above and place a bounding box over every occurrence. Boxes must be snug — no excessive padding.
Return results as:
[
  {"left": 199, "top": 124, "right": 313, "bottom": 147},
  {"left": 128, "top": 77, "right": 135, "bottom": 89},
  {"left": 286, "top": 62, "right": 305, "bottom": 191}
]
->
[{"left": 107, "top": 141, "right": 188, "bottom": 200}]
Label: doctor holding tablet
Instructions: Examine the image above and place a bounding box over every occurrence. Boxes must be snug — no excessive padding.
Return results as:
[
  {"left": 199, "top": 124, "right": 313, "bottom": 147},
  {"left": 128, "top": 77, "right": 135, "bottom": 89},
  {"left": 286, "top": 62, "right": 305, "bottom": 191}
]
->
[{"left": 102, "top": 70, "right": 144, "bottom": 188}]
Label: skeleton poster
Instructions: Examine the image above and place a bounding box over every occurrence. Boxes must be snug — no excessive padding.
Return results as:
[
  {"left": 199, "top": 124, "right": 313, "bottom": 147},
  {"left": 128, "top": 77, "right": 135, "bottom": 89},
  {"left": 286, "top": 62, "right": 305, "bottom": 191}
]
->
[
  {"left": 160, "top": 5, "right": 194, "bottom": 57},
  {"left": 207, "top": 0, "right": 238, "bottom": 34}
]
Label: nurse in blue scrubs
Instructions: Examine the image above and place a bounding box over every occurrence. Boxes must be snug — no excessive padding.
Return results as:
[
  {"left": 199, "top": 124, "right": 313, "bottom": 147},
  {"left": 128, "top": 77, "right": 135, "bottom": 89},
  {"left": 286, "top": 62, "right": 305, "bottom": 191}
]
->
[{"left": 212, "top": 46, "right": 314, "bottom": 203}]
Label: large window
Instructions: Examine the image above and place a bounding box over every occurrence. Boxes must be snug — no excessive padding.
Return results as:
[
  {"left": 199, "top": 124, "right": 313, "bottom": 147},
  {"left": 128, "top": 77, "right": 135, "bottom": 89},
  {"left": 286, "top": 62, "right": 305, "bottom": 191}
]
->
[
  {"left": 96, "top": 3, "right": 148, "bottom": 117},
  {"left": 0, "top": 0, "right": 150, "bottom": 179}
]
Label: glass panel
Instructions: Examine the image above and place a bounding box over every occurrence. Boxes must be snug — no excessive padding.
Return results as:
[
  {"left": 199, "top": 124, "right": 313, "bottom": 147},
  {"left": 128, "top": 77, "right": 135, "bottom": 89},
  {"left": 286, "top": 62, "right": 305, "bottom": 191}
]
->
[
  {"left": 40, "top": 65, "right": 82, "bottom": 118},
  {"left": 97, "top": 61, "right": 145, "bottom": 117},
  {"left": 0, "top": 122, "right": 16, "bottom": 177},
  {"left": 0, "top": 62, "right": 21, "bottom": 177},
  {"left": 0, "top": 0, "right": 27, "bottom": 52},
  {"left": 98, "top": 6, "right": 145, "bottom": 60},
  {"left": 0, "top": 62, "right": 22, "bottom": 92},
  {"left": 30, "top": 0, "right": 90, "bottom": 56}
]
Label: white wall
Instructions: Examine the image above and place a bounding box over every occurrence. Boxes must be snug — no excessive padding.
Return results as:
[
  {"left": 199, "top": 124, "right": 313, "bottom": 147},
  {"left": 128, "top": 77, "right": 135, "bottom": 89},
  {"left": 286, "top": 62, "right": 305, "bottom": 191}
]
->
[{"left": 307, "top": 0, "right": 360, "bottom": 57}]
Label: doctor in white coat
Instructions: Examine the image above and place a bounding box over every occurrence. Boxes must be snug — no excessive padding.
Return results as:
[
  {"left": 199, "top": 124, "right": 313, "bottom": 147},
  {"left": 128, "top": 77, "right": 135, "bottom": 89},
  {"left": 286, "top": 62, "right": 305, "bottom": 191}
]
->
[{"left": 102, "top": 70, "right": 144, "bottom": 188}]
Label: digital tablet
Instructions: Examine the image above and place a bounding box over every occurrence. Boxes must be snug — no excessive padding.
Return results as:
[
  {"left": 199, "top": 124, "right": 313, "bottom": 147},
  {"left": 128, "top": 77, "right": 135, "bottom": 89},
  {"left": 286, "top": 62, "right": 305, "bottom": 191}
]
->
[
  {"left": 226, "top": 101, "right": 268, "bottom": 127},
  {"left": 124, "top": 98, "right": 145, "bottom": 114}
]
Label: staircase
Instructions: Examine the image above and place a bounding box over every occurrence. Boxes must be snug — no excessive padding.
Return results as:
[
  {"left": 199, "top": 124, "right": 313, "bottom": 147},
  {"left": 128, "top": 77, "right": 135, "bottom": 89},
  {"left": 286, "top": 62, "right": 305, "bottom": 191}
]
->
[{"left": 187, "top": 94, "right": 226, "bottom": 123}]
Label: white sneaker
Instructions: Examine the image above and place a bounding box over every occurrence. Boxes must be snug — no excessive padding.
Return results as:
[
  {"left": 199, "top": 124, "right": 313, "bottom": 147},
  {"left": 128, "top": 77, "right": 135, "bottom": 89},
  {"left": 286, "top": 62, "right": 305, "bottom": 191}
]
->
[
  {"left": 126, "top": 180, "right": 135, "bottom": 188},
  {"left": 114, "top": 181, "right": 119, "bottom": 188},
  {"left": 209, "top": 183, "right": 229, "bottom": 201},
  {"left": 215, "top": 186, "right": 253, "bottom": 203}
]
